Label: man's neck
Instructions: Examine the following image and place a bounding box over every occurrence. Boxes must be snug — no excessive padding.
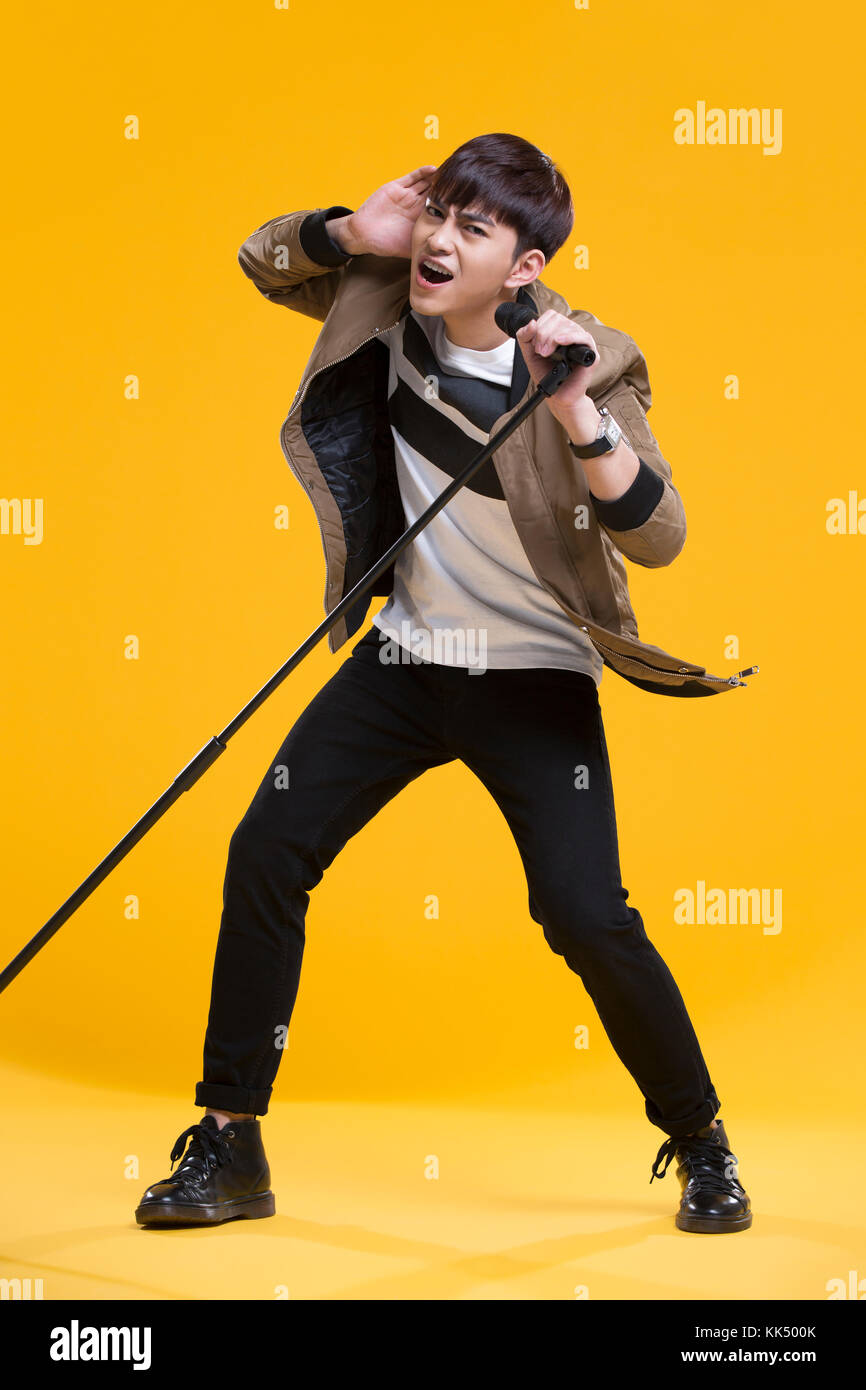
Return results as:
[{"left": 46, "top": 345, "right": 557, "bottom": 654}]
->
[{"left": 440, "top": 292, "right": 518, "bottom": 352}]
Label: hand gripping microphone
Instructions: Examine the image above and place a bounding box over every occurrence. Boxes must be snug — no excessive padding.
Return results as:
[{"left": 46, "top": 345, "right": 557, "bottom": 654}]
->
[{"left": 495, "top": 300, "right": 596, "bottom": 367}]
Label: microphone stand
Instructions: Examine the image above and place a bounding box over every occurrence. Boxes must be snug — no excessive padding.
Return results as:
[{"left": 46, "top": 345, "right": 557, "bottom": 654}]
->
[{"left": 0, "top": 345, "right": 589, "bottom": 994}]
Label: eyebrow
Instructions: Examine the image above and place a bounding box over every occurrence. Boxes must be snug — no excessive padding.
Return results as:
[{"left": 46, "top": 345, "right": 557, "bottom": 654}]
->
[{"left": 427, "top": 198, "right": 497, "bottom": 227}]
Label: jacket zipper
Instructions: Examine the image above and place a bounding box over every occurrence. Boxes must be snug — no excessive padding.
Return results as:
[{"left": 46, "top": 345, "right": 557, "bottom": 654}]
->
[
  {"left": 283, "top": 316, "right": 404, "bottom": 627},
  {"left": 289, "top": 317, "right": 402, "bottom": 415},
  {"left": 579, "top": 627, "right": 755, "bottom": 687}
]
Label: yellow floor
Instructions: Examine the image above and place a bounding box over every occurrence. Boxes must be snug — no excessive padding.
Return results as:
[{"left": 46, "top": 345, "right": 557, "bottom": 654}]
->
[{"left": 0, "top": 1059, "right": 860, "bottom": 1301}]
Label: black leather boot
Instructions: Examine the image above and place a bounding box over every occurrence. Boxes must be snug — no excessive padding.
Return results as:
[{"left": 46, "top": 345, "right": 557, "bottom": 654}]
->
[
  {"left": 135, "top": 1114, "right": 275, "bottom": 1227},
  {"left": 650, "top": 1116, "right": 752, "bottom": 1233}
]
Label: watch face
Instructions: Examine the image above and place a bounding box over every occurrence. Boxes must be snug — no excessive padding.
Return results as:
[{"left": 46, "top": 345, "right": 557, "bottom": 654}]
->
[{"left": 604, "top": 418, "right": 622, "bottom": 448}]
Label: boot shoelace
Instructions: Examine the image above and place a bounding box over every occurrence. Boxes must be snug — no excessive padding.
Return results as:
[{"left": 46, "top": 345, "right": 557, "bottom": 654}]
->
[
  {"left": 650, "top": 1131, "right": 744, "bottom": 1193},
  {"left": 168, "top": 1123, "right": 236, "bottom": 1183}
]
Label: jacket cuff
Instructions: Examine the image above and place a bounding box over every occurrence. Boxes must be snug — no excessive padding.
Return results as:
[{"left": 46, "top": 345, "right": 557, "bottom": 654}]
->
[
  {"left": 589, "top": 456, "right": 665, "bottom": 531},
  {"left": 298, "top": 205, "right": 356, "bottom": 266}
]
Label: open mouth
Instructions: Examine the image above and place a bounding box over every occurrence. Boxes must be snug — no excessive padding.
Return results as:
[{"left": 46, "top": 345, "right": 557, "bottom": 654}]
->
[{"left": 417, "top": 258, "right": 454, "bottom": 288}]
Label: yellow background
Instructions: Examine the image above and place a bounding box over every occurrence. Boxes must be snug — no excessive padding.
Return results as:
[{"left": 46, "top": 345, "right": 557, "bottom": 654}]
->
[{"left": 1, "top": 0, "right": 863, "bottom": 1300}]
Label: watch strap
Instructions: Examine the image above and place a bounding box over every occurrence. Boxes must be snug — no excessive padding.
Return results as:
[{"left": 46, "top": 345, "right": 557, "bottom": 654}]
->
[
  {"left": 569, "top": 435, "right": 615, "bottom": 459},
  {"left": 568, "top": 406, "right": 621, "bottom": 459}
]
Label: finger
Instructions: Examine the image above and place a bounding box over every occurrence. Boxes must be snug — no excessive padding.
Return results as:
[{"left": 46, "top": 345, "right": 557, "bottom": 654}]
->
[{"left": 400, "top": 166, "right": 438, "bottom": 185}]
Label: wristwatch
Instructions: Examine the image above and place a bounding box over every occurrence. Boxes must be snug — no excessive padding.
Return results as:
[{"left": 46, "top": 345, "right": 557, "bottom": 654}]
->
[{"left": 568, "top": 406, "right": 623, "bottom": 459}]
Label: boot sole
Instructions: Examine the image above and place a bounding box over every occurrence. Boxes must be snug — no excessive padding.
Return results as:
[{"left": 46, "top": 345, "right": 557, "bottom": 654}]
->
[
  {"left": 676, "top": 1210, "right": 753, "bottom": 1233},
  {"left": 135, "top": 1191, "right": 276, "bottom": 1227}
]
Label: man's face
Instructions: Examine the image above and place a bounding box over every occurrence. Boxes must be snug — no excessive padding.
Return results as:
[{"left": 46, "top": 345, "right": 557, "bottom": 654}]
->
[{"left": 409, "top": 194, "right": 542, "bottom": 316}]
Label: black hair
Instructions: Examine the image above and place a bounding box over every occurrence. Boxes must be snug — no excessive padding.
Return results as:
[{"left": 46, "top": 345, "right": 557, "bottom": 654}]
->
[{"left": 425, "top": 132, "right": 574, "bottom": 269}]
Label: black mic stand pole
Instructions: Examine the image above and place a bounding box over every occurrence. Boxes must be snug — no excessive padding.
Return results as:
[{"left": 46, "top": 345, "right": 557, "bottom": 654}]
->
[{"left": 0, "top": 342, "right": 591, "bottom": 995}]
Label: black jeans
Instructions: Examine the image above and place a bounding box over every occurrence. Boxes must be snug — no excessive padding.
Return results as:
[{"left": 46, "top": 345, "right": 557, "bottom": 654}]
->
[{"left": 195, "top": 624, "right": 720, "bottom": 1139}]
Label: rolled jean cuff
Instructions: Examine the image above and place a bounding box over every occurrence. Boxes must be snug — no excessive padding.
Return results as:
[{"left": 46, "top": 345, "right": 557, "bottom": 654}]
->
[
  {"left": 195, "top": 1082, "right": 272, "bottom": 1116},
  {"left": 646, "top": 1089, "right": 720, "bottom": 1139}
]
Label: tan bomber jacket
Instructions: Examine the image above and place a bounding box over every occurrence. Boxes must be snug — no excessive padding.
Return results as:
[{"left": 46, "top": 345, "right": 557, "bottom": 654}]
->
[{"left": 238, "top": 205, "right": 759, "bottom": 697}]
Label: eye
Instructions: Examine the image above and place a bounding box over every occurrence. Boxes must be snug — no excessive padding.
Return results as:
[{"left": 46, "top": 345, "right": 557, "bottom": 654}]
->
[{"left": 426, "top": 204, "right": 487, "bottom": 236}]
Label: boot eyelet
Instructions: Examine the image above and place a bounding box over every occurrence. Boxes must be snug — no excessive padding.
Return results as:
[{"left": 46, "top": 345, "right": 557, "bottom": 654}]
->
[{"left": 226, "top": 1130, "right": 235, "bottom": 1138}]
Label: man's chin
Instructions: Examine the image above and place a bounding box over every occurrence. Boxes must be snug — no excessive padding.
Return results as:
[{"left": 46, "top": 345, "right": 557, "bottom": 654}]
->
[{"left": 409, "top": 281, "right": 456, "bottom": 313}]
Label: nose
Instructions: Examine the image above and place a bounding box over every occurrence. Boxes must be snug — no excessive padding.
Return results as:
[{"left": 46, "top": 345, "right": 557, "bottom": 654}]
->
[{"left": 425, "top": 214, "right": 458, "bottom": 252}]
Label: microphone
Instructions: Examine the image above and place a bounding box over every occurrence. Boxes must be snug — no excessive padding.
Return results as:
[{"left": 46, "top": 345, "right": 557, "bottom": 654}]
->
[{"left": 495, "top": 300, "right": 596, "bottom": 367}]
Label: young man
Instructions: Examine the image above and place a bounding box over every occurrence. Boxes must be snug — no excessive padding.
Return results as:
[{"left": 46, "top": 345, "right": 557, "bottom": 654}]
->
[{"left": 135, "top": 134, "right": 753, "bottom": 1234}]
